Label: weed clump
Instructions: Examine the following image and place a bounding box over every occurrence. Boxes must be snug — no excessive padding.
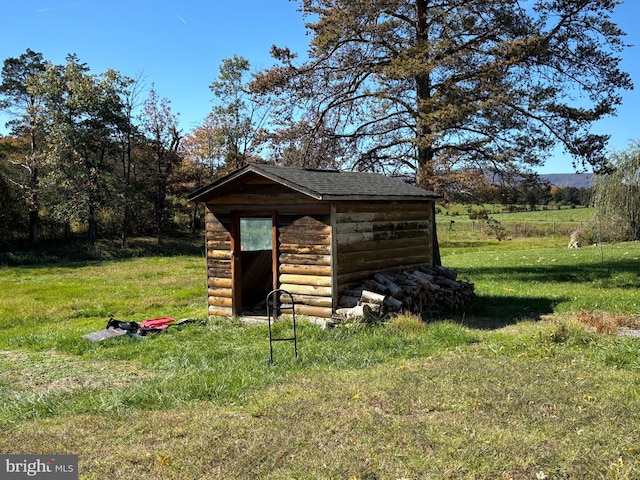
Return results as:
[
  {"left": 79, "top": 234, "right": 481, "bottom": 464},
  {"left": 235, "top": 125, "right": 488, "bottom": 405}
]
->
[
  {"left": 538, "top": 320, "right": 588, "bottom": 345},
  {"left": 387, "top": 314, "right": 427, "bottom": 333},
  {"left": 573, "top": 310, "right": 640, "bottom": 334}
]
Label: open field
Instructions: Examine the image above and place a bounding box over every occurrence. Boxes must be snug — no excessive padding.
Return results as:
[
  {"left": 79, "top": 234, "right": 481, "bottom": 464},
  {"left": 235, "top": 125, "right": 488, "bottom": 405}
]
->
[
  {"left": 438, "top": 204, "right": 595, "bottom": 222},
  {"left": 444, "top": 241, "right": 639, "bottom": 320},
  {"left": 437, "top": 206, "right": 595, "bottom": 242},
  {"left": 1, "top": 232, "right": 639, "bottom": 479}
]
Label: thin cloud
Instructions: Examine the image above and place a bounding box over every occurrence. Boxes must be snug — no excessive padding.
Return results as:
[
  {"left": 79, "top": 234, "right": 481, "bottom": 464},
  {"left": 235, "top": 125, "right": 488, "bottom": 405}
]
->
[{"left": 34, "top": 3, "right": 79, "bottom": 13}]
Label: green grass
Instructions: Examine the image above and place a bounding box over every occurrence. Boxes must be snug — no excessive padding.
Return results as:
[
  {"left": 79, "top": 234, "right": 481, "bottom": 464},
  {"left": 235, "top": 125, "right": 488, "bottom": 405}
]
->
[
  {"left": 0, "top": 257, "right": 207, "bottom": 349},
  {"left": 2, "top": 320, "right": 640, "bottom": 479},
  {"left": 1, "top": 232, "right": 639, "bottom": 479},
  {"left": 490, "top": 206, "right": 594, "bottom": 223},
  {"left": 438, "top": 205, "right": 595, "bottom": 243},
  {"left": 444, "top": 242, "right": 640, "bottom": 321},
  {"left": 438, "top": 203, "right": 595, "bottom": 223}
]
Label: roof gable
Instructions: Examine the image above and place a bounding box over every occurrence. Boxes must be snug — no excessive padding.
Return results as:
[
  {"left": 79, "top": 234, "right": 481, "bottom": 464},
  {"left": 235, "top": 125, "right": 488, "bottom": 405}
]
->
[{"left": 188, "top": 164, "right": 440, "bottom": 202}]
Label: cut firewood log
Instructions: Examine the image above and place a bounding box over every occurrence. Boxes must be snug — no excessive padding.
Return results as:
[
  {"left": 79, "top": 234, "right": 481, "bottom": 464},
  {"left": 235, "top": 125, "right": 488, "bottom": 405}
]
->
[
  {"left": 360, "top": 289, "right": 386, "bottom": 306},
  {"left": 383, "top": 295, "right": 403, "bottom": 310},
  {"left": 338, "top": 295, "right": 360, "bottom": 308},
  {"left": 336, "top": 304, "right": 372, "bottom": 319},
  {"left": 435, "top": 276, "right": 461, "bottom": 289},
  {"left": 411, "top": 270, "right": 435, "bottom": 285},
  {"left": 434, "top": 265, "right": 458, "bottom": 281},
  {"left": 373, "top": 273, "right": 404, "bottom": 298},
  {"left": 362, "top": 279, "right": 390, "bottom": 295}
]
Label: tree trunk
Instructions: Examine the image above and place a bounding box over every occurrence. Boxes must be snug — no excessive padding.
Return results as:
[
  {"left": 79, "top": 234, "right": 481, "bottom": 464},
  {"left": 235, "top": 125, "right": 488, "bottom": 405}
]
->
[
  {"left": 29, "top": 210, "right": 39, "bottom": 247},
  {"left": 156, "top": 181, "right": 166, "bottom": 246},
  {"left": 191, "top": 204, "right": 198, "bottom": 233},
  {"left": 121, "top": 207, "right": 130, "bottom": 249},
  {"left": 28, "top": 164, "right": 40, "bottom": 247},
  {"left": 414, "top": 0, "right": 436, "bottom": 191},
  {"left": 121, "top": 124, "right": 133, "bottom": 249},
  {"left": 87, "top": 204, "right": 97, "bottom": 246}
]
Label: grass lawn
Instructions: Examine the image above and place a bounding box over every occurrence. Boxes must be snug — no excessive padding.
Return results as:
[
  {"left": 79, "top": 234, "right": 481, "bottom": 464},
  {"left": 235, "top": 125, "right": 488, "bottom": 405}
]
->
[
  {"left": 1, "top": 236, "right": 639, "bottom": 479},
  {"left": 438, "top": 204, "right": 595, "bottom": 223},
  {"left": 443, "top": 241, "right": 640, "bottom": 321}
]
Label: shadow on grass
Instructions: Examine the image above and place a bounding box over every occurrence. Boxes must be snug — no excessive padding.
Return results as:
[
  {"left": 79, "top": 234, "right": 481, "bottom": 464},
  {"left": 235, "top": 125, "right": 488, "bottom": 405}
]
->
[
  {"left": 450, "top": 253, "right": 639, "bottom": 330},
  {"left": 0, "top": 234, "right": 205, "bottom": 267},
  {"left": 467, "top": 258, "right": 639, "bottom": 289},
  {"left": 456, "top": 294, "right": 564, "bottom": 330}
]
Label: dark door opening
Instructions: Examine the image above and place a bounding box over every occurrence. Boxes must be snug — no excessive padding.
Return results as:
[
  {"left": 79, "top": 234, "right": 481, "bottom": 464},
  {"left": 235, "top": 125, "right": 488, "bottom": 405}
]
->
[{"left": 238, "top": 217, "right": 275, "bottom": 315}]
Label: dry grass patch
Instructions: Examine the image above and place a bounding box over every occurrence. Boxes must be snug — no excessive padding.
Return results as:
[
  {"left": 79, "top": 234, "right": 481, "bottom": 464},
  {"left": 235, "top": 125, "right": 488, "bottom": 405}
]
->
[
  {"left": 0, "top": 350, "right": 150, "bottom": 429},
  {"left": 574, "top": 310, "right": 640, "bottom": 334},
  {"left": 0, "top": 350, "right": 147, "bottom": 394},
  {"left": 3, "top": 345, "right": 639, "bottom": 480}
]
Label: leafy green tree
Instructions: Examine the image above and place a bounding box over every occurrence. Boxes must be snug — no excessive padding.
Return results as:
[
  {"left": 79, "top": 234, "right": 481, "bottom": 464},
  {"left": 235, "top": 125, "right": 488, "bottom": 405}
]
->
[
  {"left": 551, "top": 186, "right": 592, "bottom": 208},
  {"left": 140, "top": 86, "right": 182, "bottom": 244},
  {"left": 0, "top": 136, "right": 27, "bottom": 245},
  {"left": 31, "top": 55, "right": 130, "bottom": 245},
  {"left": 0, "top": 49, "right": 49, "bottom": 245},
  {"left": 110, "top": 73, "right": 144, "bottom": 248},
  {"left": 593, "top": 142, "right": 640, "bottom": 242},
  {"left": 520, "top": 174, "right": 551, "bottom": 211},
  {"left": 209, "top": 55, "right": 267, "bottom": 169},
  {"left": 252, "top": 0, "right": 631, "bottom": 189}
]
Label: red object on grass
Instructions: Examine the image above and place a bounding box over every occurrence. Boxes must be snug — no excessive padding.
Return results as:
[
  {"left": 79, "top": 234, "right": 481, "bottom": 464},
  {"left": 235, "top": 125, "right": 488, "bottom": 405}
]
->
[{"left": 138, "top": 317, "right": 175, "bottom": 330}]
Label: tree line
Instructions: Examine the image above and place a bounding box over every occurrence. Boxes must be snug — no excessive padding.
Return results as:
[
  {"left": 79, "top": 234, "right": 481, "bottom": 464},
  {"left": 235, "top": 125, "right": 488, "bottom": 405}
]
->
[
  {"left": 0, "top": 1, "right": 634, "bottom": 248},
  {"left": 446, "top": 180, "right": 593, "bottom": 211},
  {"left": 0, "top": 51, "right": 225, "bottom": 249}
]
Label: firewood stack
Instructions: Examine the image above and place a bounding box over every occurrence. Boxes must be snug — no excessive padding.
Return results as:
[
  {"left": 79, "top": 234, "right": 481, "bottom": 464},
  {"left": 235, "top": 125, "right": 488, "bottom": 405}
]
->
[{"left": 336, "top": 264, "right": 475, "bottom": 319}]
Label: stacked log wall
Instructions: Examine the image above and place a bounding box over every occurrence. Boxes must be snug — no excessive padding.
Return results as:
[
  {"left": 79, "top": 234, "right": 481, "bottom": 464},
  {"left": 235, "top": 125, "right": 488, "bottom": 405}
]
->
[
  {"left": 334, "top": 201, "right": 435, "bottom": 294},
  {"left": 277, "top": 214, "right": 333, "bottom": 318},
  {"left": 205, "top": 208, "right": 233, "bottom": 317}
]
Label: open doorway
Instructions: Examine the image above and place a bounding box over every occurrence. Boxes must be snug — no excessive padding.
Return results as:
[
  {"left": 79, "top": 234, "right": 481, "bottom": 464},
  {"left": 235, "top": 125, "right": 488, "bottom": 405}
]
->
[{"left": 235, "top": 216, "right": 276, "bottom": 315}]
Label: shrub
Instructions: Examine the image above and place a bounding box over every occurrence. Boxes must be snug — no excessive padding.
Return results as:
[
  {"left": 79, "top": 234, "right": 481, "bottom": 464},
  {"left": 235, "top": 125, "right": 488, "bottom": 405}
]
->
[
  {"left": 468, "top": 209, "right": 489, "bottom": 220},
  {"left": 481, "top": 218, "right": 507, "bottom": 241}
]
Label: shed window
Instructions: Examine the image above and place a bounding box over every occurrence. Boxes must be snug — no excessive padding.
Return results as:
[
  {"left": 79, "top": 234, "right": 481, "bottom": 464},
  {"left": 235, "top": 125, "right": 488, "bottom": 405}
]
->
[{"left": 240, "top": 218, "right": 272, "bottom": 251}]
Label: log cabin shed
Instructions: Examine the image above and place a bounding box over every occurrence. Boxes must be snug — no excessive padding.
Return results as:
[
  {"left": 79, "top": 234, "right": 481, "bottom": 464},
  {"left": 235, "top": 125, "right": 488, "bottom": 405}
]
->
[{"left": 188, "top": 163, "right": 441, "bottom": 319}]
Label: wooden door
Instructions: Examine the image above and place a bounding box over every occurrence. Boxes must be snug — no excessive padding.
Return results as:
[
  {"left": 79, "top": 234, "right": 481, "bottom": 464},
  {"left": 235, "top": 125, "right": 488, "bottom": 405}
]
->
[{"left": 231, "top": 214, "right": 277, "bottom": 315}]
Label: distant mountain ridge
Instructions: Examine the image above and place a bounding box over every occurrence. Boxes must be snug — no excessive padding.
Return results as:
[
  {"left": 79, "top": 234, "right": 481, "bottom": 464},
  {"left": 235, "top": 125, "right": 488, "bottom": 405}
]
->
[{"left": 540, "top": 173, "right": 593, "bottom": 188}]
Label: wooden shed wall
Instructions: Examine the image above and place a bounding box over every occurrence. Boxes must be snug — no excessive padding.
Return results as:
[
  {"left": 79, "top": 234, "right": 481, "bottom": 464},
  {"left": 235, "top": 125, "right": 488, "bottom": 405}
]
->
[
  {"left": 204, "top": 180, "right": 333, "bottom": 318},
  {"left": 334, "top": 200, "right": 435, "bottom": 294},
  {"left": 277, "top": 214, "right": 333, "bottom": 318},
  {"left": 205, "top": 209, "right": 233, "bottom": 318}
]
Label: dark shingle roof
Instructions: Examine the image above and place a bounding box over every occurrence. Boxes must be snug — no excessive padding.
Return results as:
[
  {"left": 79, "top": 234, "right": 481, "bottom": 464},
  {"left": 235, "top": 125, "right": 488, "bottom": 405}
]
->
[{"left": 189, "top": 164, "right": 439, "bottom": 202}]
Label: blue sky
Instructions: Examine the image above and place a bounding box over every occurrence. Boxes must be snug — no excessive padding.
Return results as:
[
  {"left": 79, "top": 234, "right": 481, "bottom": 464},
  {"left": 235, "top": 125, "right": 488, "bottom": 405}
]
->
[{"left": 1, "top": 0, "right": 638, "bottom": 174}]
